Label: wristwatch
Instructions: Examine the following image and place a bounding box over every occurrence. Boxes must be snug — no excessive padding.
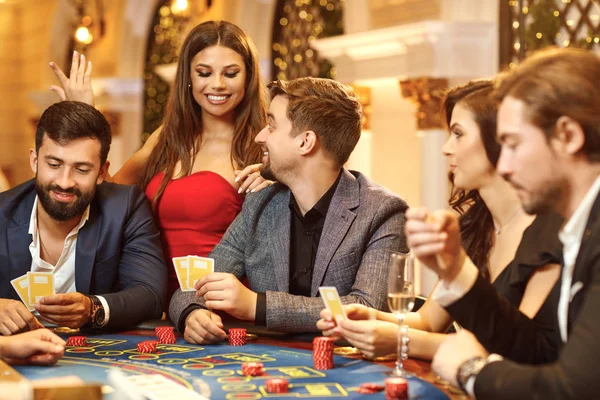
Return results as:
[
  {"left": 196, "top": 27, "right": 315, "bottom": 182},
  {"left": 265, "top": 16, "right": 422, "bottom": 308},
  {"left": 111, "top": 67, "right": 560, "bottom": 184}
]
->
[
  {"left": 456, "top": 356, "right": 487, "bottom": 393},
  {"left": 87, "top": 295, "right": 106, "bottom": 329}
]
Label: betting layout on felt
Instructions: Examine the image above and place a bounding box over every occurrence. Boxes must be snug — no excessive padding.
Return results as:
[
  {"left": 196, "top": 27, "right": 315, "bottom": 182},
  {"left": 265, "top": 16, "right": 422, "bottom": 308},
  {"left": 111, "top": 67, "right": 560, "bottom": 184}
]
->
[
  {"left": 173, "top": 256, "right": 214, "bottom": 291},
  {"left": 10, "top": 271, "right": 55, "bottom": 310}
]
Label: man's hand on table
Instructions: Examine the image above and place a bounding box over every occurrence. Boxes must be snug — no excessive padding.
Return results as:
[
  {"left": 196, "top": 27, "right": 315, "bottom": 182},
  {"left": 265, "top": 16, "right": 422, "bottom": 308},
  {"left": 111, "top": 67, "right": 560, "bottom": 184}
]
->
[
  {"left": 432, "top": 330, "right": 489, "bottom": 387},
  {"left": 0, "top": 299, "right": 43, "bottom": 335},
  {"left": 0, "top": 328, "right": 65, "bottom": 365},
  {"left": 184, "top": 308, "right": 227, "bottom": 344},
  {"left": 35, "top": 293, "right": 92, "bottom": 328},
  {"left": 195, "top": 273, "right": 257, "bottom": 321}
]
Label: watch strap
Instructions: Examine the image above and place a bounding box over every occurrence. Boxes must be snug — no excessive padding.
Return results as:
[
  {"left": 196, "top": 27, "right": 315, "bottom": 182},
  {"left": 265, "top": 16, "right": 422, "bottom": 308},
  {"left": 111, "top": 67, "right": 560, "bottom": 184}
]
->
[{"left": 457, "top": 356, "right": 487, "bottom": 393}]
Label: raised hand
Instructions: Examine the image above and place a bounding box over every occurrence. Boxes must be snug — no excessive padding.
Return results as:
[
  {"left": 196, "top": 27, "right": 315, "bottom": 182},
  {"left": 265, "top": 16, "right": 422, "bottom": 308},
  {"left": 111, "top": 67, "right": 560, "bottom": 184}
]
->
[
  {"left": 405, "top": 208, "right": 466, "bottom": 282},
  {"left": 49, "top": 50, "right": 94, "bottom": 106}
]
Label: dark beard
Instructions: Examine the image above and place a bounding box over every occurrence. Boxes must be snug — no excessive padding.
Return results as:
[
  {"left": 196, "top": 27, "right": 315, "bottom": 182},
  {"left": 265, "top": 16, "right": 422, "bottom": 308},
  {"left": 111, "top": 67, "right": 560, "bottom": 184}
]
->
[
  {"left": 35, "top": 180, "right": 94, "bottom": 222},
  {"left": 260, "top": 164, "right": 277, "bottom": 182}
]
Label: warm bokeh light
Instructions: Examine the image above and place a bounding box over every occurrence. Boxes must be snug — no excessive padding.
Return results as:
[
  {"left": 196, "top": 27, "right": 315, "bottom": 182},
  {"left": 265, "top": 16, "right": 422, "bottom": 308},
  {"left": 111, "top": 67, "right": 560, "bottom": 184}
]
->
[
  {"left": 171, "top": 0, "right": 189, "bottom": 16},
  {"left": 75, "top": 26, "right": 93, "bottom": 44}
]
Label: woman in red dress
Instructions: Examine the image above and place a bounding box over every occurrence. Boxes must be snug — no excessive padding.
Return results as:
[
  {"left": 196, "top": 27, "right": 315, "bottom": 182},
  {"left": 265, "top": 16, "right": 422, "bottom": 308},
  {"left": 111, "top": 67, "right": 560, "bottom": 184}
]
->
[{"left": 50, "top": 21, "right": 271, "bottom": 302}]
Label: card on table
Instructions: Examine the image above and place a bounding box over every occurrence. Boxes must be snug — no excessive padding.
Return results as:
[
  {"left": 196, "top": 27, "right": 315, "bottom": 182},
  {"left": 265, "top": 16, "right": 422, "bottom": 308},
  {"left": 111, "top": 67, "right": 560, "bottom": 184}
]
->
[
  {"left": 319, "top": 286, "right": 346, "bottom": 321},
  {"left": 188, "top": 256, "right": 214, "bottom": 289},
  {"left": 27, "top": 271, "right": 55, "bottom": 305},
  {"left": 10, "top": 275, "right": 35, "bottom": 311}
]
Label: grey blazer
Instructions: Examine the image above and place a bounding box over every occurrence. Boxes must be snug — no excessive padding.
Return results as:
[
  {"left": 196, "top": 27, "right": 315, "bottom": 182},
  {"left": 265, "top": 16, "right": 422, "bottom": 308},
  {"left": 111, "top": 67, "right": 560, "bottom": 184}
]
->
[{"left": 169, "top": 169, "right": 408, "bottom": 332}]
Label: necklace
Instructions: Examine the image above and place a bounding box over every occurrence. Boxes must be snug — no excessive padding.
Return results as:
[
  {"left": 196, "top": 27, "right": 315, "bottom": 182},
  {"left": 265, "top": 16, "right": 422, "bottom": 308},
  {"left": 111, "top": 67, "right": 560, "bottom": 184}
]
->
[
  {"left": 39, "top": 231, "right": 59, "bottom": 266},
  {"left": 494, "top": 207, "right": 521, "bottom": 235}
]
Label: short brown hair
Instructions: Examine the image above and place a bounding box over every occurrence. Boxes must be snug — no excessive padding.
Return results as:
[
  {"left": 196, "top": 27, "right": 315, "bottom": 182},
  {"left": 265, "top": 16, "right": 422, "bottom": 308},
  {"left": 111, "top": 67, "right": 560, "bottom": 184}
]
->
[
  {"left": 496, "top": 47, "right": 600, "bottom": 162},
  {"left": 268, "top": 77, "right": 363, "bottom": 167}
]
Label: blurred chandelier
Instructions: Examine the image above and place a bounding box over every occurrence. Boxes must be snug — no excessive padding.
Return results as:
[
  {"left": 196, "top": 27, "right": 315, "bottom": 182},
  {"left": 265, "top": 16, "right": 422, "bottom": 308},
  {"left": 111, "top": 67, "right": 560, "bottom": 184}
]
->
[{"left": 69, "top": 0, "right": 105, "bottom": 50}]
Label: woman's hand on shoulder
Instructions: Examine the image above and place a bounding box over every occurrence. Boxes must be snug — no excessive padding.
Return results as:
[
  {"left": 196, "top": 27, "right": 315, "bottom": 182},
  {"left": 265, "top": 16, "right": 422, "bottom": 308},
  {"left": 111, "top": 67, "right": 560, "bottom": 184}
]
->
[
  {"left": 234, "top": 163, "right": 274, "bottom": 194},
  {"left": 49, "top": 50, "right": 94, "bottom": 106}
]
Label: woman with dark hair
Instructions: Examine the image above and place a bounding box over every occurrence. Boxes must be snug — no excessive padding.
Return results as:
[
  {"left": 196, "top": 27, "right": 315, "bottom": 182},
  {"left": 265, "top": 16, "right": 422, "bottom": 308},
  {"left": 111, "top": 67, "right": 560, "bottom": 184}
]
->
[
  {"left": 50, "top": 21, "right": 271, "bottom": 301},
  {"left": 317, "top": 80, "right": 563, "bottom": 361}
]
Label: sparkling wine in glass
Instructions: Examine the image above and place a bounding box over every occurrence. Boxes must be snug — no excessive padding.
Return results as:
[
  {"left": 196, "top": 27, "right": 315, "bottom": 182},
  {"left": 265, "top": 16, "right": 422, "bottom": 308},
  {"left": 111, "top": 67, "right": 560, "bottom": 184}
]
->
[{"left": 387, "top": 252, "right": 415, "bottom": 377}]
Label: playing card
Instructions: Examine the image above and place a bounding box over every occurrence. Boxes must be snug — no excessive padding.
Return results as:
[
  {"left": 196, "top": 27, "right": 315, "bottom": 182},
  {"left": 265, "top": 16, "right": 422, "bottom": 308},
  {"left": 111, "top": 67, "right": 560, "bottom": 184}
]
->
[
  {"left": 319, "top": 286, "right": 346, "bottom": 320},
  {"left": 187, "top": 256, "right": 214, "bottom": 290},
  {"left": 173, "top": 256, "right": 191, "bottom": 291},
  {"left": 10, "top": 274, "right": 35, "bottom": 310},
  {"left": 27, "top": 271, "right": 55, "bottom": 305}
]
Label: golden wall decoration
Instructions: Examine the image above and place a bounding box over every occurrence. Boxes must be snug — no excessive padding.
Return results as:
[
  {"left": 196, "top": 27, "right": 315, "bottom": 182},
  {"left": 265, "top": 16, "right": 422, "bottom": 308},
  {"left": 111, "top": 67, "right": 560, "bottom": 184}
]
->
[{"left": 399, "top": 77, "right": 448, "bottom": 130}]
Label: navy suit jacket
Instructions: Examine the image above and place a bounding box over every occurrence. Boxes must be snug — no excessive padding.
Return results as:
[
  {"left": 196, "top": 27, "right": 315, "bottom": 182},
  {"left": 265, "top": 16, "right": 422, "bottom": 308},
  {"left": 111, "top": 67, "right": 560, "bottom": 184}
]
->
[{"left": 0, "top": 180, "right": 167, "bottom": 329}]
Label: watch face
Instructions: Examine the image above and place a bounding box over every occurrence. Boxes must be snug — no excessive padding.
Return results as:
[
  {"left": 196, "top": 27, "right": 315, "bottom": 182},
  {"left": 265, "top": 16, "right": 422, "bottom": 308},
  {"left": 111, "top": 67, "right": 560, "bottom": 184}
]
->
[{"left": 95, "top": 309, "right": 106, "bottom": 326}]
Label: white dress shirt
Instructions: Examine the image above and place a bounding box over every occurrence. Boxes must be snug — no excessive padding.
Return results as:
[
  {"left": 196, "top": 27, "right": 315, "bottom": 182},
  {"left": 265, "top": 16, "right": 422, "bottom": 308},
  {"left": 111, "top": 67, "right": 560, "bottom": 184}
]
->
[
  {"left": 28, "top": 196, "right": 110, "bottom": 326},
  {"left": 556, "top": 175, "right": 600, "bottom": 342}
]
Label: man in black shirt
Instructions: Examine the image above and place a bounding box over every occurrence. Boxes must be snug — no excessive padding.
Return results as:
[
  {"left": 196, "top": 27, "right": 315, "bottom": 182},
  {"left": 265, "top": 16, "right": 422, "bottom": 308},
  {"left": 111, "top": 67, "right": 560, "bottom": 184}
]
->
[{"left": 169, "top": 77, "right": 408, "bottom": 343}]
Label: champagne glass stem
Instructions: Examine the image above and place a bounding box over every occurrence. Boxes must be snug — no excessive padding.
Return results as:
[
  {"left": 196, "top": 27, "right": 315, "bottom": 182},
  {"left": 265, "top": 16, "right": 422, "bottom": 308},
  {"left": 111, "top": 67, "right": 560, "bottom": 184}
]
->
[{"left": 395, "top": 313, "right": 405, "bottom": 375}]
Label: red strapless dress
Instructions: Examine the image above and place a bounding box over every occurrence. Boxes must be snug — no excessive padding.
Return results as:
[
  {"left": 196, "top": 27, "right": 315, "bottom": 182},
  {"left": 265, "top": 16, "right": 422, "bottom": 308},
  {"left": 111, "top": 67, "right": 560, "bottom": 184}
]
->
[{"left": 145, "top": 171, "right": 243, "bottom": 301}]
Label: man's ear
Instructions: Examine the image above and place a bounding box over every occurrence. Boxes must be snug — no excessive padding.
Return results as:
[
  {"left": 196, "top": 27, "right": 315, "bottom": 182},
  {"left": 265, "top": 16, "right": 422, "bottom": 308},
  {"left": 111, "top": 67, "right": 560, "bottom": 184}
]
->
[
  {"left": 298, "top": 130, "right": 317, "bottom": 155},
  {"left": 29, "top": 149, "right": 38, "bottom": 174},
  {"left": 97, "top": 160, "right": 110, "bottom": 184},
  {"left": 553, "top": 116, "right": 585, "bottom": 156}
]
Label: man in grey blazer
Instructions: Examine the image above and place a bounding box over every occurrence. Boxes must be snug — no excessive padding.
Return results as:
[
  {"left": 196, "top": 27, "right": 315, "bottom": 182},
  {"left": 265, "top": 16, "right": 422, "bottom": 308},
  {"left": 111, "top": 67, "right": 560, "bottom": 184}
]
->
[{"left": 170, "top": 77, "right": 408, "bottom": 343}]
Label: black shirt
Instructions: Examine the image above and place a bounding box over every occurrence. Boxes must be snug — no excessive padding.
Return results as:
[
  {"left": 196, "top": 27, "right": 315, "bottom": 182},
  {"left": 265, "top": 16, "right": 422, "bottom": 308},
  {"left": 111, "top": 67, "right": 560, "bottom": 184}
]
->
[{"left": 255, "top": 172, "right": 342, "bottom": 326}]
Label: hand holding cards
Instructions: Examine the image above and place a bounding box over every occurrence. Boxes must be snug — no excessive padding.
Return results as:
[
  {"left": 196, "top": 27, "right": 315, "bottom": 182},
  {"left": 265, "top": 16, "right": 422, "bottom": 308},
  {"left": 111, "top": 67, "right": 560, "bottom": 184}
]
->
[
  {"left": 10, "top": 271, "right": 55, "bottom": 310},
  {"left": 319, "top": 286, "right": 346, "bottom": 323},
  {"left": 173, "top": 256, "right": 214, "bottom": 291}
]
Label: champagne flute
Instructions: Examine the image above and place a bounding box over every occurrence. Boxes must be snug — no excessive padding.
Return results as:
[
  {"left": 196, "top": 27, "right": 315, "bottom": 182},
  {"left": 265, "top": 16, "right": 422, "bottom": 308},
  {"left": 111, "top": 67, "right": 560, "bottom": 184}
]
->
[{"left": 387, "top": 252, "right": 415, "bottom": 377}]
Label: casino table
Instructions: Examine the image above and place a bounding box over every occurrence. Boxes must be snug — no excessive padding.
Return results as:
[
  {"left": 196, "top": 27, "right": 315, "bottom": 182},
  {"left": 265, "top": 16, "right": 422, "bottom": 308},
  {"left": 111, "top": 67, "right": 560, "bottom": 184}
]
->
[{"left": 9, "top": 325, "right": 466, "bottom": 400}]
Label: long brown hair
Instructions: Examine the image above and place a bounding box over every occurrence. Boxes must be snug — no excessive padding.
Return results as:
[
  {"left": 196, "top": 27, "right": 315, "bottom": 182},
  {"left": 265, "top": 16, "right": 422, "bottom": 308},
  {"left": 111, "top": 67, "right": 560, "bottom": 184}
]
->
[
  {"left": 443, "top": 80, "right": 500, "bottom": 280},
  {"left": 141, "top": 21, "right": 268, "bottom": 205}
]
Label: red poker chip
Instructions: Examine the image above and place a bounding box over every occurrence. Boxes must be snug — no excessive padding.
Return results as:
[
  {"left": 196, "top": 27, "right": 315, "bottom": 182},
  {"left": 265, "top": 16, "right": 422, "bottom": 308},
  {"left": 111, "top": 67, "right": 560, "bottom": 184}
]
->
[
  {"left": 265, "top": 378, "right": 289, "bottom": 393},
  {"left": 360, "top": 383, "right": 384, "bottom": 392},
  {"left": 357, "top": 387, "right": 379, "bottom": 394},
  {"left": 66, "top": 336, "right": 87, "bottom": 346}
]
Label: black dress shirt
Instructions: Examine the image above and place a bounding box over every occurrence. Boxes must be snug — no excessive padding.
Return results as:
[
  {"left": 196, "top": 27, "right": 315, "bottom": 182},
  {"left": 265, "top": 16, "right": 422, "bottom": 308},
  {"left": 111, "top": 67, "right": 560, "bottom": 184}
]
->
[{"left": 255, "top": 172, "right": 342, "bottom": 326}]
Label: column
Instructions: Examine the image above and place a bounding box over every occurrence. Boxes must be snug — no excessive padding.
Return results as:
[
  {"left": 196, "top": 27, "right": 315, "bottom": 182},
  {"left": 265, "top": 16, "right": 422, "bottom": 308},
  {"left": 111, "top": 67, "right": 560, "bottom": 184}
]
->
[{"left": 399, "top": 77, "right": 449, "bottom": 296}]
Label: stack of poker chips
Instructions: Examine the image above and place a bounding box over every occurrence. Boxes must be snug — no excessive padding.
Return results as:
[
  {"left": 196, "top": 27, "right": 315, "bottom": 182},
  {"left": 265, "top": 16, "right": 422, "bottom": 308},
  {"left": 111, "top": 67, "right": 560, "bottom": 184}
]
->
[
  {"left": 241, "top": 362, "right": 264, "bottom": 376},
  {"left": 137, "top": 340, "right": 158, "bottom": 353},
  {"left": 312, "top": 336, "right": 335, "bottom": 370},
  {"left": 155, "top": 326, "right": 176, "bottom": 344},
  {"left": 228, "top": 328, "right": 246, "bottom": 346},
  {"left": 385, "top": 377, "right": 408, "bottom": 400},
  {"left": 265, "top": 378, "right": 289, "bottom": 393},
  {"left": 66, "top": 336, "right": 87, "bottom": 347}
]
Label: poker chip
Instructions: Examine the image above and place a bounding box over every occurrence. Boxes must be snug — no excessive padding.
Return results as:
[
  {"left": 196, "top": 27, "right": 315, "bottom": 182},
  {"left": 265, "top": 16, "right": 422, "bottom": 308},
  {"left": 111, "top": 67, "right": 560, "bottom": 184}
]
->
[
  {"left": 385, "top": 377, "right": 408, "bottom": 399},
  {"left": 360, "top": 383, "right": 384, "bottom": 392},
  {"left": 356, "top": 387, "right": 380, "bottom": 394},
  {"left": 228, "top": 328, "right": 247, "bottom": 346},
  {"left": 241, "top": 362, "right": 264, "bottom": 376},
  {"left": 312, "top": 336, "right": 335, "bottom": 370},
  {"left": 66, "top": 336, "right": 87, "bottom": 347},
  {"left": 155, "top": 326, "right": 176, "bottom": 344},
  {"left": 137, "top": 340, "right": 158, "bottom": 353},
  {"left": 265, "top": 378, "right": 289, "bottom": 393}
]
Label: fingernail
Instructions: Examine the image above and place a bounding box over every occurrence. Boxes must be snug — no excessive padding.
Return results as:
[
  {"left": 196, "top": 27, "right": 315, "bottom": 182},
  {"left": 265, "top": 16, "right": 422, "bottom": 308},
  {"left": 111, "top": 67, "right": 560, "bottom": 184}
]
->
[
  {"left": 73, "top": 50, "right": 77, "bottom": 57},
  {"left": 49, "top": 62, "right": 54, "bottom": 67},
  {"left": 250, "top": 189, "right": 256, "bottom": 193},
  {"left": 238, "top": 187, "right": 243, "bottom": 194},
  {"left": 246, "top": 189, "right": 250, "bottom": 193},
  {"left": 234, "top": 176, "right": 240, "bottom": 182},
  {"left": 80, "top": 54, "right": 84, "bottom": 60}
]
